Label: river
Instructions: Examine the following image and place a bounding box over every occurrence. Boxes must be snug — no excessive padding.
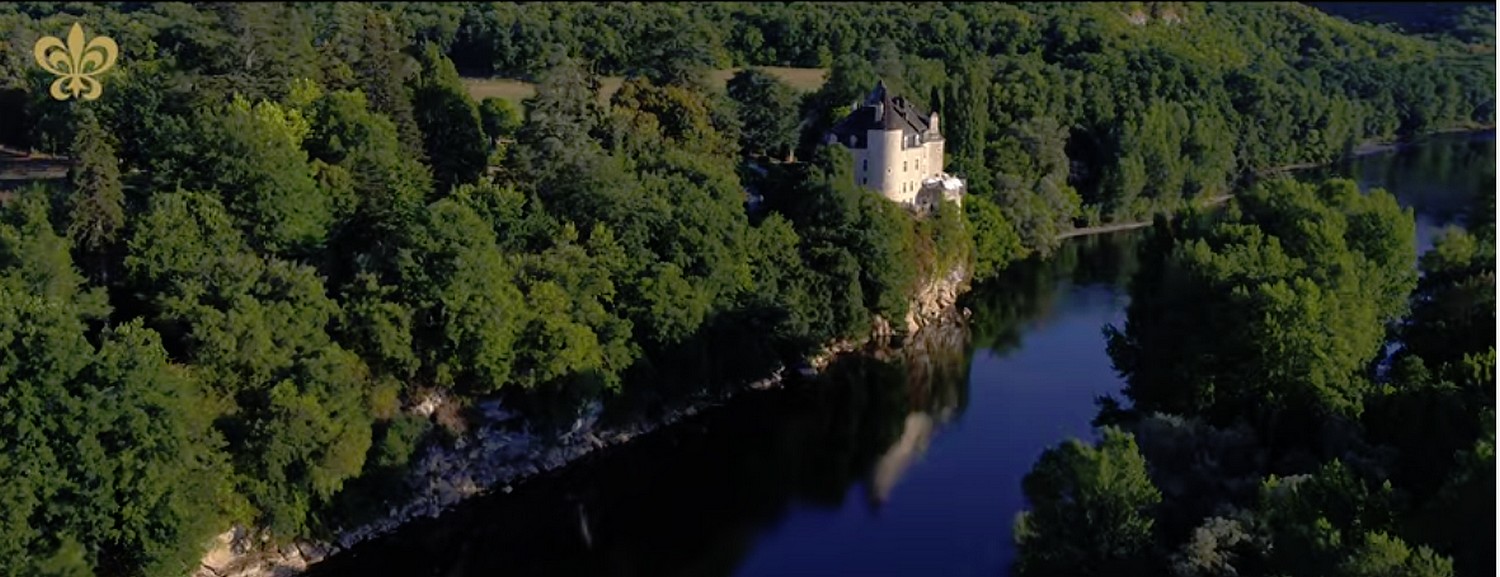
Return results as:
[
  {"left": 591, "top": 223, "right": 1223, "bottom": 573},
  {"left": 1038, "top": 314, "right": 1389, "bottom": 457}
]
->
[{"left": 304, "top": 131, "right": 1494, "bottom": 577}]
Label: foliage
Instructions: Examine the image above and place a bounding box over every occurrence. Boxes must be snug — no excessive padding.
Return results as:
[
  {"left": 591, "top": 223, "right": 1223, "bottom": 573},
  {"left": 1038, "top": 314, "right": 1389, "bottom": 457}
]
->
[
  {"left": 964, "top": 194, "right": 1028, "bottom": 282},
  {"left": 0, "top": 187, "right": 229, "bottom": 576},
  {"left": 410, "top": 43, "right": 489, "bottom": 195},
  {"left": 0, "top": 4, "right": 1488, "bottom": 576},
  {"left": 478, "top": 97, "right": 522, "bottom": 141},
  {"left": 727, "top": 67, "right": 800, "bottom": 159},
  {"left": 1105, "top": 178, "right": 1416, "bottom": 436},
  {"left": 1013, "top": 427, "right": 1162, "bottom": 577},
  {"left": 1022, "top": 170, "right": 1488, "bottom": 577}
]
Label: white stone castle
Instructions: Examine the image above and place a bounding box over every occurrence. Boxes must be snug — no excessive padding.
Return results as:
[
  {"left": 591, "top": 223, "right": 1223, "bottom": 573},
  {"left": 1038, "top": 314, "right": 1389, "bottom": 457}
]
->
[{"left": 825, "top": 80, "right": 964, "bottom": 211}]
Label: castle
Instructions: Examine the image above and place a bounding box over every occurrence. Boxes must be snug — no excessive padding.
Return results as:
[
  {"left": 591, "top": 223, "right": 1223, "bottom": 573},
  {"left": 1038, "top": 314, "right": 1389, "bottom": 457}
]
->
[{"left": 825, "top": 80, "right": 964, "bottom": 211}]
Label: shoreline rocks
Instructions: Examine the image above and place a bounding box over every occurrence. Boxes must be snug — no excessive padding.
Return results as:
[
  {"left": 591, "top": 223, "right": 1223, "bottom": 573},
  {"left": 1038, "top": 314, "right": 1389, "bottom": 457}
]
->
[{"left": 195, "top": 263, "right": 972, "bottom": 577}]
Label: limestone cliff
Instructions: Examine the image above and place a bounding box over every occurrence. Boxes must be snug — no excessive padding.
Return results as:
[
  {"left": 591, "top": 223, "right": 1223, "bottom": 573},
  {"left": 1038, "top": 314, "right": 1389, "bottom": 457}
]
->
[{"left": 868, "top": 262, "right": 972, "bottom": 343}]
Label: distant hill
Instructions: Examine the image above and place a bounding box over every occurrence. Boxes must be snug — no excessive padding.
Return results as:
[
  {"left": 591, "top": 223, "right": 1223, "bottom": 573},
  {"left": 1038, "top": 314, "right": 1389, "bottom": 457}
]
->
[{"left": 1306, "top": 2, "right": 1495, "bottom": 44}]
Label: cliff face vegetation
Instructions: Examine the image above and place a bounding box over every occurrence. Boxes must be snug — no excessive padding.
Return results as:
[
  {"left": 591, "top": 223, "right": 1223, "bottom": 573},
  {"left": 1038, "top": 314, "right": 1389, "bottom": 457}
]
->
[{"left": 0, "top": 3, "right": 1491, "bottom": 576}]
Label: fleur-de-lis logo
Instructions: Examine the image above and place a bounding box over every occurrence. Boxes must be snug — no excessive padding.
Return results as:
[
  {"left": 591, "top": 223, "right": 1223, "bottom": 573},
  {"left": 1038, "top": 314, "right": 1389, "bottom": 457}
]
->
[{"left": 32, "top": 23, "right": 118, "bottom": 101}]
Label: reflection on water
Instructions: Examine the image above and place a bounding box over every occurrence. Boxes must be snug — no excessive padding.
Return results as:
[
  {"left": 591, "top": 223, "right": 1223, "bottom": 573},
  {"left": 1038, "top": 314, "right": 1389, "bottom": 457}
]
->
[
  {"left": 965, "top": 231, "right": 1142, "bottom": 358},
  {"left": 307, "top": 321, "right": 976, "bottom": 577},
  {"left": 306, "top": 132, "right": 1490, "bottom": 577},
  {"left": 1295, "top": 131, "right": 1494, "bottom": 253},
  {"left": 308, "top": 231, "right": 1144, "bottom": 577}
]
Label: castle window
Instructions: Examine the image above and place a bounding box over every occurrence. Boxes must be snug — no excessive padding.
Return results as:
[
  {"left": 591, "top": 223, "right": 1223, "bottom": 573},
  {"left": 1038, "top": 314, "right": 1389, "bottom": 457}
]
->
[
  {"left": 903, "top": 161, "right": 907, "bottom": 172},
  {"left": 863, "top": 159, "right": 868, "bottom": 172}
]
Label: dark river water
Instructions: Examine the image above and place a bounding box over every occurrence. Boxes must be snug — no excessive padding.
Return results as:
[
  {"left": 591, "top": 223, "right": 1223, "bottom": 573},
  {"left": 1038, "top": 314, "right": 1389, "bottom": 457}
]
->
[{"left": 306, "top": 131, "right": 1494, "bottom": 577}]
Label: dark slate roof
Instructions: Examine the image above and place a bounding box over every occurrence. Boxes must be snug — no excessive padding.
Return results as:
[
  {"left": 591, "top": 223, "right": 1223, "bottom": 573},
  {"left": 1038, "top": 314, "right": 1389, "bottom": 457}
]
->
[{"left": 828, "top": 80, "right": 935, "bottom": 147}]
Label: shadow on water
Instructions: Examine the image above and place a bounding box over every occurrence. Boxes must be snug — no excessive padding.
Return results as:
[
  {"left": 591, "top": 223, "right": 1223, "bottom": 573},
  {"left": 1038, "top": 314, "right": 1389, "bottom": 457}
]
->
[
  {"left": 303, "top": 228, "right": 1145, "bottom": 577},
  {"left": 306, "top": 324, "right": 975, "bottom": 577},
  {"left": 963, "top": 230, "right": 1143, "bottom": 358},
  {"left": 304, "top": 132, "right": 1491, "bottom": 577}
]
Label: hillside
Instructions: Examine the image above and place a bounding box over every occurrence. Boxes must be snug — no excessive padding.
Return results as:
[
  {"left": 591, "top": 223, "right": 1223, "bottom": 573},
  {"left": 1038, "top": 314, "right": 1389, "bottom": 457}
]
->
[
  {"left": 1307, "top": 2, "right": 1496, "bottom": 45},
  {"left": 0, "top": 3, "right": 1490, "bottom": 577},
  {"left": 463, "top": 66, "right": 827, "bottom": 106}
]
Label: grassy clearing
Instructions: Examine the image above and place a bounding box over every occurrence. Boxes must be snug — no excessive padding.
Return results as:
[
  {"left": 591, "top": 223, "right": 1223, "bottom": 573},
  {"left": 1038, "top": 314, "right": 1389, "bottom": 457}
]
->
[{"left": 463, "top": 66, "right": 828, "bottom": 107}]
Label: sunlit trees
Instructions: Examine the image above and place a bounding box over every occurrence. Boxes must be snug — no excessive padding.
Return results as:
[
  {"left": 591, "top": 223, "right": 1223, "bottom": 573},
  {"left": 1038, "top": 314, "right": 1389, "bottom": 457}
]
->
[
  {"left": 0, "top": 187, "right": 228, "bottom": 576},
  {"left": 1105, "top": 179, "right": 1416, "bottom": 438},
  {"left": 1014, "top": 427, "right": 1162, "bottom": 577}
]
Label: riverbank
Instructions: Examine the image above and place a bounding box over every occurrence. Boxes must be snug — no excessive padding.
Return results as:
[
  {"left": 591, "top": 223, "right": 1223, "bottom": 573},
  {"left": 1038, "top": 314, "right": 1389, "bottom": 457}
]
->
[
  {"left": 1054, "top": 126, "right": 1494, "bottom": 242},
  {"left": 1056, "top": 194, "right": 1234, "bottom": 241},
  {"left": 1259, "top": 124, "right": 1495, "bottom": 176},
  {"left": 196, "top": 262, "right": 974, "bottom": 577}
]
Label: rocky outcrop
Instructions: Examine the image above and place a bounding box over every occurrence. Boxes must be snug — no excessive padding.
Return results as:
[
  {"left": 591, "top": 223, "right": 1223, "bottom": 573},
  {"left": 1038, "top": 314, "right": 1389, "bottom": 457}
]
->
[
  {"left": 193, "top": 373, "right": 789, "bottom": 577},
  {"left": 868, "top": 262, "right": 971, "bottom": 343},
  {"left": 197, "top": 261, "right": 974, "bottom": 577},
  {"left": 905, "top": 262, "right": 971, "bottom": 335}
]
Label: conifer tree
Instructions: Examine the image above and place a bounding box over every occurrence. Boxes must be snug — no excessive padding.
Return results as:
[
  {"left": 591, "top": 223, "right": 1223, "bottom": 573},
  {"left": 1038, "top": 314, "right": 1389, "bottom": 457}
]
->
[{"left": 64, "top": 109, "right": 124, "bottom": 284}]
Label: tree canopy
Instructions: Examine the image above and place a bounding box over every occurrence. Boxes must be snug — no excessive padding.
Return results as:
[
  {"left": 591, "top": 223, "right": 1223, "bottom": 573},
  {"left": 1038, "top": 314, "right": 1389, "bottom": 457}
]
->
[{"left": 0, "top": 3, "right": 1489, "bottom": 575}]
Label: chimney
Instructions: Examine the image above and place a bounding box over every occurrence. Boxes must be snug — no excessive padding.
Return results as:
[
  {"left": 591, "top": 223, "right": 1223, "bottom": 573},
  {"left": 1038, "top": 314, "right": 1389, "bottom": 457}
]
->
[{"left": 929, "top": 112, "right": 939, "bottom": 134}]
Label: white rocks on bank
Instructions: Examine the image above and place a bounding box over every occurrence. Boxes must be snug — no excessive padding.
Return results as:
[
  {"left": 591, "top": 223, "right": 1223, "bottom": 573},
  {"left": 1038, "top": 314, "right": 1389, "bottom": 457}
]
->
[{"left": 195, "top": 263, "right": 971, "bottom": 577}]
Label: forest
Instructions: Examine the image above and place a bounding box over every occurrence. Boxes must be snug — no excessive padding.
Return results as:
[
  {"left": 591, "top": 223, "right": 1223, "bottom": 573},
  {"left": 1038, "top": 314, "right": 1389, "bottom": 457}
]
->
[
  {"left": 1011, "top": 175, "right": 1496, "bottom": 577},
  {"left": 0, "top": 2, "right": 1492, "bottom": 576}
]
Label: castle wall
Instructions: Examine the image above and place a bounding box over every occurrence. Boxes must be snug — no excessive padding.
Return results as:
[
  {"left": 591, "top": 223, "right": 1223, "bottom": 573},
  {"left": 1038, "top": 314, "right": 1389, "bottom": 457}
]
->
[
  {"left": 853, "top": 146, "right": 873, "bottom": 188},
  {"left": 866, "top": 128, "right": 903, "bottom": 201},
  {"left": 927, "top": 139, "right": 944, "bottom": 177},
  {"left": 896, "top": 140, "right": 930, "bottom": 204},
  {"left": 862, "top": 129, "right": 952, "bottom": 205}
]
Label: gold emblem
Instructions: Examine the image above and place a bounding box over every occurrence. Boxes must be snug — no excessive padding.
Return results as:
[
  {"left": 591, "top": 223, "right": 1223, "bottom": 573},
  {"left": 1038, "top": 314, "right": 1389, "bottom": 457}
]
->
[{"left": 32, "top": 23, "right": 118, "bottom": 101}]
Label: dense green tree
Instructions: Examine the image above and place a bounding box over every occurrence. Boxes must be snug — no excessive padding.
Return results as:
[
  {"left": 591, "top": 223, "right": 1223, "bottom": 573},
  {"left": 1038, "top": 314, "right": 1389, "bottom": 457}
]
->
[
  {"left": 791, "top": 146, "right": 920, "bottom": 328},
  {"left": 1014, "top": 427, "right": 1162, "bottom": 577},
  {"left": 990, "top": 116, "right": 1082, "bottom": 253},
  {"left": 944, "top": 57, "right": 990, "bottom": 178},
  {"left": 512, "top": 55, "right": 607, "bottom": 185},
  {"left": 0, "top": 187, "right": 229, "bottom": 577},
  {"left": 124, "top": 191, "right": 374, "bottom": 538},
  {"left": 610, "top": 76, "right": 738, "bottom": 157},
  {"left": 508, "top": 222, "right": 637, "bottom": 391},
  {"left": 353, "top": 8, "right": 425, "bottom": 159},
  {"left": 478, "top": 97, "right": 522, "bottom": 142},
  {"left": 1254, "top": 460, "right": 1404, "bottom": 577},
  {"left": 1409, "top": 410, "right": 1496, "bottom": 577},
  {"left": 62, "top": 109, "right": 125, "bottom": 284},
  {"left": 1340, "top": 532, "right": 1455, "bottom": 577},
  {"left": 410, "top": 43, "right": 489, "bottom": 194},
  {"left": 188, "top": 95, "right": 332, "bottom": 256},
  {"left": 741, "top": 213, "right": 821, "bottom": 355},
  {"left": 727, "top": 68, "right": 800, "bottom": 159},
  {"left": 1397, "top": 227, "right": 1496, "bottom": 370},
  {"left": 27, "top": 537, "right": 94, "bottom": 577},
  {"left": 209, "top": 3, "right": 322, "bottom": 103},
  {"left": 402, "top": 198, "right": 528, "bottom": 393},
  {"left": 1106, "top": 179, "right": 1415, "bottom": 442},
  {"left": 964, "top": 195, "right": 1028, "bottom": 282}
]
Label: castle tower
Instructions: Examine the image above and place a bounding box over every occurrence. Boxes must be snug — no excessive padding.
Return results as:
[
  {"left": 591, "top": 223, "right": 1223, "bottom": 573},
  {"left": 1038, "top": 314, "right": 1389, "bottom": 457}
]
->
[{"left": 824, "top": 80, "right": 959, "bottom": 209}]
